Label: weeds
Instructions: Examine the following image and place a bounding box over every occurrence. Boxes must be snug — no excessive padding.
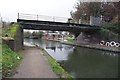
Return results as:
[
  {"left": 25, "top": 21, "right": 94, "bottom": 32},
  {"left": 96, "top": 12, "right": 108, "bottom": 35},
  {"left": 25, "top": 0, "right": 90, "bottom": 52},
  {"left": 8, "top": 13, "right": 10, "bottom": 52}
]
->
[{"left": 2, "top": 44, "right": 22, "bottom": 77}]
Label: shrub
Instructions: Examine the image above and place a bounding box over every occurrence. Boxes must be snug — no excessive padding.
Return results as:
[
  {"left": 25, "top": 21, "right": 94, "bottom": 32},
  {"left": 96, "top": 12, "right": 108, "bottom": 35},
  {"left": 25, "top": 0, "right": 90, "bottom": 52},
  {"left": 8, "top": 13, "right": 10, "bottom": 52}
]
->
[
  {"left": 2, "top": 44, "right": 22, "bottom": 77},
  {"left": 2, "top": 23, "right": 19, "bottom": 38}
]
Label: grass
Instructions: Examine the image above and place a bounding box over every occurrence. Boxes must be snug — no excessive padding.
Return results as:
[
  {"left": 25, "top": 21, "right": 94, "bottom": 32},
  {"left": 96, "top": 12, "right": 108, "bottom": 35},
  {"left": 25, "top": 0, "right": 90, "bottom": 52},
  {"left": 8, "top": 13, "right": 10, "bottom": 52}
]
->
[
  {"left": 48, "top": 57, "right": 65, "bottom": 77},
  {"left": 0, "top": 44, "right": 2, "bottom": 76},
  {"left": 2, "top": 23, "right": 19, "bottom": 38},
  {"left": 99, "top": 28, "right": 119, "bottom": 40},
  {"left": 66, "top": 38, "right": 76, "bottom": 42},
  {"left": 2, "top": 44, "right": 22, "bottom": 77},
  {"left": 39, "top": 47, "right": 73, "bottom": 79}
]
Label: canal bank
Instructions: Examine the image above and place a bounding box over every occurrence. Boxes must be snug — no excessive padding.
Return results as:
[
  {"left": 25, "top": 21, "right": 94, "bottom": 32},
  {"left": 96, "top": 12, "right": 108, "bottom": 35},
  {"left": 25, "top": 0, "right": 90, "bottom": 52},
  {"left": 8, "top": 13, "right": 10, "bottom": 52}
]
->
[
  {"left": 61, "top": 41, "right": 120, "bottom": 53},
  {"left": 45, "top": 39, "right": 120, "bottom": 53},
  {"left": 38, "top": 45, "right": 73, "bottom": 78}
]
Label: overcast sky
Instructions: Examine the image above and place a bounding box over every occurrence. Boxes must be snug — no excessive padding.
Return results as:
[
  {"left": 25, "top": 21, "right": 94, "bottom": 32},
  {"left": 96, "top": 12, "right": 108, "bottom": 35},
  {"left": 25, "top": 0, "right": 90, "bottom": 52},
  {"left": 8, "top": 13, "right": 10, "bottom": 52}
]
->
[{"left": 0, "top": 0, "right": 77, "bottom": 22}]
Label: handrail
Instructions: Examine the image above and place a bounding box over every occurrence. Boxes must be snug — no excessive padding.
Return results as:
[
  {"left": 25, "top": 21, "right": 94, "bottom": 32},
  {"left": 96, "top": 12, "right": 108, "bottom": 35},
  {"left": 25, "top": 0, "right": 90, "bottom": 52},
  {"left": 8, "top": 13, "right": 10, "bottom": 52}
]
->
[{"left": 18, "top": 13, "right": 69, "bottom": 22}]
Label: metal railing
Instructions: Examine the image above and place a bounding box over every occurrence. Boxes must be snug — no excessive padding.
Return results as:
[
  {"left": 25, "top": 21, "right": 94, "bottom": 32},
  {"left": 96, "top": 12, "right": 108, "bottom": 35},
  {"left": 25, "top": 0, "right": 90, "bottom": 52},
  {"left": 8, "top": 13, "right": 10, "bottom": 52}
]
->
[{"left": 18, "top": 13, "right": 69, "bottom": 23}]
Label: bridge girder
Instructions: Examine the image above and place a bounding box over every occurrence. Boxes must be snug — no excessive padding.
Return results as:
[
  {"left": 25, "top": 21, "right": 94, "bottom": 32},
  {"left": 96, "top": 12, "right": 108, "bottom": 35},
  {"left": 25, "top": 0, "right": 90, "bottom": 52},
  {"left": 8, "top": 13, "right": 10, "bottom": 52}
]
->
[{"left": 17, "top": 19, "right": 100, "bottom": 33}]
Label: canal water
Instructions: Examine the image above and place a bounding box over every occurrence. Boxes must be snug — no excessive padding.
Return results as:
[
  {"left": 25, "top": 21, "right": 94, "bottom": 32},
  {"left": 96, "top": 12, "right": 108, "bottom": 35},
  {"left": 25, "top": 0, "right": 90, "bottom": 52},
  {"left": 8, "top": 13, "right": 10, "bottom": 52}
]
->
[{"left": 24, "top": 39, "right": 119, "bottom": 78}]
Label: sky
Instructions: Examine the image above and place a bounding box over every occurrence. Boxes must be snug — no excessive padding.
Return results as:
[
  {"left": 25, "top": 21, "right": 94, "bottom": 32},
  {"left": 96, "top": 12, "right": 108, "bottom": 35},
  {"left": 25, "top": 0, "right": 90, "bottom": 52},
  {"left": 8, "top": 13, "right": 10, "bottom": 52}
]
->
[
  {"left": 0, "top": 0, "right": 77, "bottom": 22},
  {"left": 1, "top": 0, "right": 119, "bottom": 22}
]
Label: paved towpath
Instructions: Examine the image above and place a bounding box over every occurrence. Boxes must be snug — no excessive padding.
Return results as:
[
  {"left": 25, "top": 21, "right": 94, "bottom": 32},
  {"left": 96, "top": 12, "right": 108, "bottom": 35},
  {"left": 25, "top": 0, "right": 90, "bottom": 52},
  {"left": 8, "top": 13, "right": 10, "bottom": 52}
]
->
[{"left": 12, "top": 45, "right": 58, "bottom": 78}]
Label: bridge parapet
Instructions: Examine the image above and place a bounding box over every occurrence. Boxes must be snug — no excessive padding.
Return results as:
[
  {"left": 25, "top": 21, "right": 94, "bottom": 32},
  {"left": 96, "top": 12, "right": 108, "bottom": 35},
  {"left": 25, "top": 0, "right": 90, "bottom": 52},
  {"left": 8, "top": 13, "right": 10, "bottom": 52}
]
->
[{"left": 18, "top": 13, "right": 68, "bottom": 23}]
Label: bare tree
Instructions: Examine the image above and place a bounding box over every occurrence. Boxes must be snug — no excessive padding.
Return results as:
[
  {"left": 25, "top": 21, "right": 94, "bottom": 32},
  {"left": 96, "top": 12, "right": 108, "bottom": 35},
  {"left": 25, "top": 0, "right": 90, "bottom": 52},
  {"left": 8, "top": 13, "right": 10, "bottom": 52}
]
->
[{"left": 71, "top": 1, "right": 119, "bottom": 23}]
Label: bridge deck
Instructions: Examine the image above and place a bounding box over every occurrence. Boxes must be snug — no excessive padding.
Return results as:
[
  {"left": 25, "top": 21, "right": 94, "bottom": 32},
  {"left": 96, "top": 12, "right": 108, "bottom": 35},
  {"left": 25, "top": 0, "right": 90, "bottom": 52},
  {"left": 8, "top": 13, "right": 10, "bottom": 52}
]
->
[{"left": 17, "top": 19, "right": 100, "bottom": 32}]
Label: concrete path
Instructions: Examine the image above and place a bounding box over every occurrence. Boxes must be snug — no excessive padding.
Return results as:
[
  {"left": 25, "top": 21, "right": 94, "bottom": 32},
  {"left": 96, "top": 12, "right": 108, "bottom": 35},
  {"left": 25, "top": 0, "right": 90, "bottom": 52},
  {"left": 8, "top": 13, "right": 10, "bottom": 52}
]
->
[{"left": 12, "top": 46, "right": 58, "bottom": 78}]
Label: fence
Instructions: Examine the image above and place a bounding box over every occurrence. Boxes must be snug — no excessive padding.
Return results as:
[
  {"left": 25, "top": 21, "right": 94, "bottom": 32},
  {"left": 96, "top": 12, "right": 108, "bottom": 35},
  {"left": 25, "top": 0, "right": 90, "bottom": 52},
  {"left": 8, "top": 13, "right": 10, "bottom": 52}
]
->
[
  {"left": 90, "top": 16, "right": 102, "bottom": 26},
  {"left": 18, "top": 13, "right": 69, "bottom": 23}
]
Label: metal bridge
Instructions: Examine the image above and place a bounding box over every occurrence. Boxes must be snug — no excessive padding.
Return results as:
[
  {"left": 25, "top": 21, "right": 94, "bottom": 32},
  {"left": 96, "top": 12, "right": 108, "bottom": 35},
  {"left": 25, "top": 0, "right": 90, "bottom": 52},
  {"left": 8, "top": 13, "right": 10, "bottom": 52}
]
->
[{"left": 17, "top": 13, "right": 101, "bottom": 32}]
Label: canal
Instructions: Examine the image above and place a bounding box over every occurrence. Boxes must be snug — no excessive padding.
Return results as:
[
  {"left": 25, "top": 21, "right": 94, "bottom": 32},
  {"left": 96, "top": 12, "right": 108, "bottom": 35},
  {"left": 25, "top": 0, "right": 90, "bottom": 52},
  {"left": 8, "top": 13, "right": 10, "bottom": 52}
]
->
[{"left": 24, "top": 38, "right": 118, "bottom": 78}]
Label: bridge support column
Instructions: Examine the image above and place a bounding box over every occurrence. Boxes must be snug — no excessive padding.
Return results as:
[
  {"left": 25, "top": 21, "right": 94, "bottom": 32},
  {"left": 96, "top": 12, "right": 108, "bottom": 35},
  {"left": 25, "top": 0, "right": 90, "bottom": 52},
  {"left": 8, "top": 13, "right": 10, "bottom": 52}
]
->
[
  {"left": 14, "top": 26, "right": 23, "bottom": 51},
  {"left": 74, "top": 32, "right": 81, "bottom": 40},
  {"left": 76, "top": 31, "right": 101, "bottom": 44}
]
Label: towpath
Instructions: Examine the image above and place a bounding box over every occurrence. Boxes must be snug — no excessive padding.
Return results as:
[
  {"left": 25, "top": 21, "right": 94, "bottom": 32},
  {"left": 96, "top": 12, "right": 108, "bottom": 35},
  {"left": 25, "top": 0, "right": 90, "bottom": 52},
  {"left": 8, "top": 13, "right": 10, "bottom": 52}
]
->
[{"left": 12, "top": 43, "right": 58, "bottom": 78}]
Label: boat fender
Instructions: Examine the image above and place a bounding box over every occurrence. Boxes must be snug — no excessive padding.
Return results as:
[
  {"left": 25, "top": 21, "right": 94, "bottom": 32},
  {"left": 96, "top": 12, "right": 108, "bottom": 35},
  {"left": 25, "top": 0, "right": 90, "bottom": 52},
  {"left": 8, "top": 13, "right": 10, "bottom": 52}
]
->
[
  {"left": 115, "top": 42, "right": 120, "bottom": 47},
  {"left": 110, "top": 41, "right": 116, "bottom": 47},
  {"left": 105, "top": 42, "right": 110, "bottom": 46},
  {"left": 100, "top": 40, "right": 105, "bottom": 45}
]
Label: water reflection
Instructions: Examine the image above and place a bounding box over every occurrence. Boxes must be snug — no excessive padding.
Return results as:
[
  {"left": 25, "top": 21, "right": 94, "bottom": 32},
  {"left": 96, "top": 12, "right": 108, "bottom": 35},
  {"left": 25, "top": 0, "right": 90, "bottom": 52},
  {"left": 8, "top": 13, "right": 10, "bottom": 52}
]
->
[
  {"left": 46, "top": 47, "right": 56, "bottom": 52},
  {"left": 24, "top": 39, "right": 118, "bottom": 78},
  {"left": 59, "top": 47, "right": 118, "bottom": 78},
  {"left": 46, "top": 46, "right": 64, "bottom": 52}
]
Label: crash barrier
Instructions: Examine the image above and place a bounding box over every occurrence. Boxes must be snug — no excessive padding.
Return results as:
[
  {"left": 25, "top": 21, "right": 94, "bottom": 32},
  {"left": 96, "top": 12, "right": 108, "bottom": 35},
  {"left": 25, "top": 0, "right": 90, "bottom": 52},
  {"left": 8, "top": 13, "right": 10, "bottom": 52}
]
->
[{"left": 100, "top": 40, "right": 120, "bottom": 47}]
